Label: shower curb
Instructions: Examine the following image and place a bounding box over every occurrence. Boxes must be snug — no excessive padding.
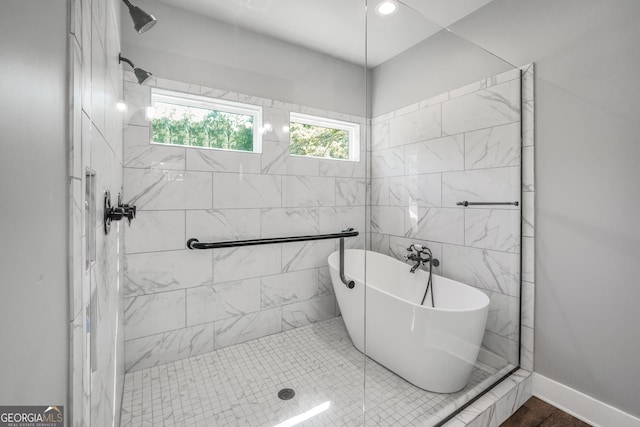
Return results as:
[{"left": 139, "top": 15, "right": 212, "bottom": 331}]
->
[{"left": 442, "top": 369, "right": 532, "bottom": 427}]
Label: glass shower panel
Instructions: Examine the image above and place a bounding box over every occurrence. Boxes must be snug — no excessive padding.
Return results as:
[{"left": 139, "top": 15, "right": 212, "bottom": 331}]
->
[
  {"left": 120, "top": 1, "right": 369, "bottom": 425},
  {"left": 364, "top": 1, "right": 522, "bottom": 424}
]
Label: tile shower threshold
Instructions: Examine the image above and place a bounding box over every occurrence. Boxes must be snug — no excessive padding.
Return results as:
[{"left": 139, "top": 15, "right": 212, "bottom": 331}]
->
[{"left": 121, "top": 317, "right": 519, "bottom": 426}]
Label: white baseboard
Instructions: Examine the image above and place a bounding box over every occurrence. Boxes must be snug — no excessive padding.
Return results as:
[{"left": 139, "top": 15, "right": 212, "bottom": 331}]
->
[{"left": 532, "top": 373, "right": 640, "bottom": 427}]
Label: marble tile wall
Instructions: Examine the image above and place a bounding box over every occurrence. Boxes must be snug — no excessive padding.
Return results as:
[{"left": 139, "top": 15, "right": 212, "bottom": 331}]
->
[
  {"left": 122, "top": 76, "right": 367, "bottom": 372},
  {"left": 369, "top": 68, "right": 526, "bottom": 368},
  {"left": 69, "top": 0, "right": 126, "bottom": 425}
]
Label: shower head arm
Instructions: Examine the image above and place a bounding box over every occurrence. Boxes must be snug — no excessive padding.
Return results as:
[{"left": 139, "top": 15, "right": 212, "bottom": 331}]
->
[
  {"left": 121, "top": 0, "right": 134, "bottom": 9},
  {"left": 118, "top": 54, "right": 135, "bottom": 70}
]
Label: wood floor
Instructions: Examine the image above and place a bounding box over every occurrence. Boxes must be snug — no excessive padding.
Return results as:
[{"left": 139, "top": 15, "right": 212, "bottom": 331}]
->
[{"left": 500, "top": 397, "right": 592, "bottom": 426}]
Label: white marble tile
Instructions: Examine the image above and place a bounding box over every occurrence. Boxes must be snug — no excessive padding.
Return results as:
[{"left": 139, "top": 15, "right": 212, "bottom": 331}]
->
[
  {"left": 370, "top": 233, "right": 390, "bottom": 256},
  {"left": 370, "top": 178, "right": 390, "bottom": 206},
  {"left": 443, "top": 80, "right": 520, "bottom": 135},
  {"left": 522, "top": 236, "right": 534, "bottom": 283},
  {"left": 482, "top": 331, "right": 519, "bottom": 366},
  {"left": 405, "top": 135, "right": 464, "bottom": 174},
  {"left": 213, "top": 172, "right": 281, "bottom": 209},
  {"left": 286, "top": 155, "right": 320, "bottom": 176},
  {"left": 124, "top": 324, "right": 214, "bottom": 372},
  {"left": 124, "top": 290, "right": 186, "bottom": 340},
  {"left": 371, "top": 206, "right": 404, "bottom": 236},
  {"left": 485, "top": 292, "right": 520, "bottom": 341},
  {"left": 487, "top": 69, "right": 521, "bottom": 87},
  {"left": 319, "top": 206, "right": 366, "bottom": 235},
  {"left": 522, "top": 64, "right": 534, "bottom": 103},
  {"left": 372, "top": 110, "right": 395, "bottom": 124},
  {"left": 186, "top": 279, "right": 261, "bottom": 325},
  {"left": 238, "top": 93, "right": 273, "bottom": 108},
  {"left": 394, "top": 102, "right": 420, "bottom": 117},
  {"left": 70, "top": 41, "right": 82, "bottom": 180},
  {"left": 124, "top": 144, "right": 186, "bottom": 170},
  {"left": 520, "top": 326, "right": 534, "bottom": 372},
  {"left": 261, "top": 269, "right": 319, "bottom": 308},
  {"left": 521, "top": 281, "right": 535, "bottom": 329},
  {"left": 442, "top": 167, "right": 520, "bottom": 208},
  {"left": 522, "top": 146, "right": 534, "bottom": 192},
  {"left": 522, "top": 192, "right": 534, "bottom": 237},
  {"left": 260, "top": 208, "right": 318, "bottom": 238},
  {"left": 186, "top": 209, "right": 261, "bottom": 241},
  {"left": 71, "top": 312, "right": 83, "bottom": 425},
  {"left": 450, "top": 79, "right": 487, "bottom": 99},
  {"left": 495, "top": 372, "right": 533, "bottom": 424},
  {"left": 186, "top": 147, "right": 262, "bottom": 174},
  {"left": 319, "top": 158, "right": 366, "bottom": 179},
  {"left": 336, "top": 178, "right": 366, "bottom": 206},
  {"left": 390, "top": 104, "right": 441, "bottom": 146},
  {"left": 282, "top": 295, "right": 337, "bottom": 330},
  {"left": 465, "top": 209, "right": 521, "bottom": 253},
  {"left": 125, "top": 250, "right": 212, "bottom": 296},
  {"left": 70, "top": 179, "right": 83, "bottom": 319},
  {"left": 405, "top": 207, "right": 464, "bottom": 245},
  {"left": 522, "top": 100, "right": 534, "bottom": 147},
  {"left": 124, "top": 124, "right": 150, "bottom": 148},
  {"left": 262, "top": 107, "right": 291, "bottom": 144},
  {"left": 199, "top": 86, "right": 239, "bottom": 101},
  {"left": 261, "top": 139, "right": 288, "bottom": 174},
  {"left": 281, "top": 240, "right": 335, "bottom": 272},
  {"left": 390, "top": 174, "right": 442, "bottom": 208},
  {"left": 371, "top": 146, "right": 404, "bottom": 177},
  {"left": 372, "top": 121, "right": 390, "bottom": 151},
  {"left": 155, "top": 78, "right": 201, "bottom": 95},
  {"left": 213, "top": 245, "right": 281, "bottom": 283},
  {"left": 465, "top": 123, "right": 521, "bottom": 170},
  {"left": 124, "top": 210, "right": 185, "bottom": 254},
  {"left": 124, "top": 169, "right": 212, "bottom": 210},
  {"left": 442, "top": 245, "right": 520, "bottom": 297},
  {"left": 123, "top": 81, "right": 151, "bottom": 127},
  {"left": 214, "top": 308, "right": 282, "bottom": 349},
  {"left": 90, "top": 21, "right": 106, "bottom": 135},
  {"left": 282, "top": 176, "right": 335, "bottom": 207},
  {"left": 318, "top": 267, "right": 334, "bottom": 296}
]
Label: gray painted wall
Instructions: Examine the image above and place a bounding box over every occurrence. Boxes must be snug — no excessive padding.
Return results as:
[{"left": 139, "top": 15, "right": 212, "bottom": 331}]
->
[
  {"left": 0, "top": 0, "right": 69, "bottom": 407},
  {"left": 121, "top": 0, "right": 367, "bottom": 117},
  {"left": 454, "top": 0, "right": 640, "bottom": 417},
  {"left": 372, "top": 0, "right": 640, "bottom": 417}
]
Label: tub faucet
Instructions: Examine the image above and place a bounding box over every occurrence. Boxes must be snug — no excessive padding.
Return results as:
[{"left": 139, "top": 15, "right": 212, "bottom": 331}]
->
[{"left": 405, "top": 244, "right": 440, "bottom": 273}]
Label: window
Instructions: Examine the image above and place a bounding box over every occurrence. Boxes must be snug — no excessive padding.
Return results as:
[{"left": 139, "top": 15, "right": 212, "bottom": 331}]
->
[
  {"left": 289, "top": 113, "right": 360, "bottom": 161},
  {"left": 149, "top": 88, "right": 262, "bottom": 152}
]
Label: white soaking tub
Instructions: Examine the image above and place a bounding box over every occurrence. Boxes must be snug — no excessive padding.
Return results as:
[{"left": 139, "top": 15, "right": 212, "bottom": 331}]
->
[{"left": 328, "top": 249, "right": 490, "bottom": 393}]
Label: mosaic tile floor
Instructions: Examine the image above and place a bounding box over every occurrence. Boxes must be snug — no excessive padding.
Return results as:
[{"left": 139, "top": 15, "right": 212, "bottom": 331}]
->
[{"left": 120, "top": 317, "right": 506, "bottom": 426}]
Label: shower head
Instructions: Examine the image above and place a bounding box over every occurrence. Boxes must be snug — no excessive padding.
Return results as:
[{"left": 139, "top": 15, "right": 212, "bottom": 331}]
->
[
  {"left": 119, "top": 54, "right": 153, "bottom": 85},
  {"left": 122, "top": 0, "right": 157, "bottom": 33}
]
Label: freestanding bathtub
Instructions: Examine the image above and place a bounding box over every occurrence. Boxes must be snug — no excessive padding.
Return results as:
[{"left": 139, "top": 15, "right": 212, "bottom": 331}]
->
[{"left": 328, "top": 249, "right": 490, "bottom": 393}]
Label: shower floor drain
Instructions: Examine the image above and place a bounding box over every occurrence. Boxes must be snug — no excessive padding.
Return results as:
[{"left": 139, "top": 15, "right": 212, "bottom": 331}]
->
[{"left": 278, "top": 388, "right": 295, "bottom": 400}]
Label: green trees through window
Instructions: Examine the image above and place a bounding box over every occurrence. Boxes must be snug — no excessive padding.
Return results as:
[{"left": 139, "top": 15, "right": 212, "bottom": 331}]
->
[
  {"left": 289, "top": 122, "right": 350, "bottom": 160},
  {"left": 151, "top": 102, "right": 254, "bottom": 151}
]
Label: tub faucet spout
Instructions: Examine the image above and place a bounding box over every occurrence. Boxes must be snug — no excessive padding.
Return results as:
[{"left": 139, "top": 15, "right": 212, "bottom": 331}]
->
[{"left": 410, "top": 261, "right": 421, "bottom": 273}]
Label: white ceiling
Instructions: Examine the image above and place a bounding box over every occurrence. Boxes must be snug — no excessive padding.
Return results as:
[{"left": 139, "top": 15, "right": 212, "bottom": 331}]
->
[{"left": 155, "top": 0, "right": 494, "bottom": 66}]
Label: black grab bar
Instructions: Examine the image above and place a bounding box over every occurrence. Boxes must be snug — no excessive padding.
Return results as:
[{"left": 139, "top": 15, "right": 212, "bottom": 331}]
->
[{"left": 187, "top": 228, "right": 358, "bottom": 289}]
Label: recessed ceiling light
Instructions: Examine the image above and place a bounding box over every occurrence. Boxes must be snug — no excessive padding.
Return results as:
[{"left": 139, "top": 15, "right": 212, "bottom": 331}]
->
[{"left": 376, "top": 0, "right": 398, "bottom": 16}]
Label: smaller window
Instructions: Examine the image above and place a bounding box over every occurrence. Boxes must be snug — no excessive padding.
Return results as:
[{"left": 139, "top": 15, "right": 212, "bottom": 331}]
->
[
  {"left": 149, "top": 88, "right": 262, "bottom": 153},
  {"left": 289, "top": 113, "right": 360, "bottom": 161}
]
